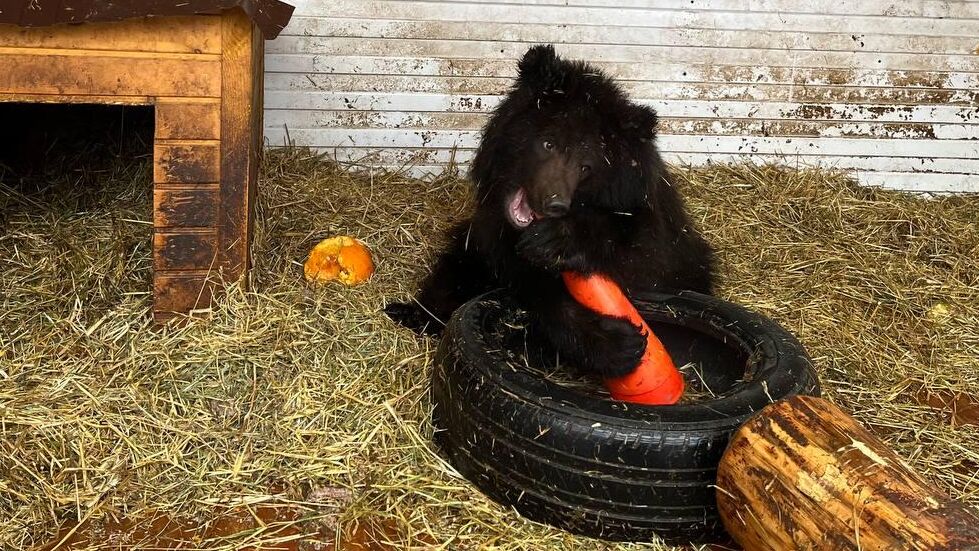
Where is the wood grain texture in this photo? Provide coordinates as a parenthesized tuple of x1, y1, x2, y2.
(219, 9, 263, 281)
(0, 16, 222, 54)
(248, 17, 265, 274)
(0, 52, 221, 97)
(154, 143, 221, 184)
(0, 0, 294, 41)
(0, 93, 155, 105)
(155, 101, 222, 141)
(154, 188, 220, 228)
(153, 231, 219, 272)
(716, 396, 979, 551)
(153, 273, 216, 322)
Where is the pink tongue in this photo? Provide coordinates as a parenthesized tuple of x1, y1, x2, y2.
(509, 188, 535, 228)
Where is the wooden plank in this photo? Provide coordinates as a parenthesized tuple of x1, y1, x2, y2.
(263, 109, 487, 131)
(154, 188, 220, 228)
(0, 16, 222, 54)
(282, 17, 979, 56)
(300, 160, 979, 194)
(264, 109, 978, 140)
(854, 172, 979, 193)
(266, 127, 481, 148)
(266, 37, 979, 73)
(0, 93, 154, 105)
(0, 46, 220, 61)
(155, 101, 222, 141)
(154, 143, 221, 184)
(262, 128, 979, 158)
(153, 273, 216, 320)
(655, 101, 979, 125)
(299, 0, 979, 19)
(659, 135, 979, 158)
(265, 55, 979, 91)
(249, 19, 266, 277)
(267, 73, 979, 105)
(153, 231, 220, 271)
(290, 145, 473, 167)
(660, 120, 979, 141)
(263, 91, 979, 125)
(292, 0, 979, 37)
(219, 10, 263, 280)
(658, 152, 979, 176)
(0, 53, 221, 98)
(276, 143, 979, 176)
(280, 147, 979, 193)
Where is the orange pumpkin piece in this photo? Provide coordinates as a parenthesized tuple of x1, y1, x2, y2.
(304, 236, 375, 286)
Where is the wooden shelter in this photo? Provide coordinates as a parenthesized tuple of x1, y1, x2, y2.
(0, 0, 294, 322)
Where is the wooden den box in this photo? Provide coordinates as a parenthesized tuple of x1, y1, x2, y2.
(0, 0, 293, 322)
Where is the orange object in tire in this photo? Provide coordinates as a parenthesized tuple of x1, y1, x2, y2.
(562, 272, 684, 405)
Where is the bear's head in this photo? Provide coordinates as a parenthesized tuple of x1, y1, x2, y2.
(470, 44, 661, 230)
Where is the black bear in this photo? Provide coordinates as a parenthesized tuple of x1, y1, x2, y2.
(386, 44, 715, 379)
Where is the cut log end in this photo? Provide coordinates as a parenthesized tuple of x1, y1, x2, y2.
(716, 395, 979, 551)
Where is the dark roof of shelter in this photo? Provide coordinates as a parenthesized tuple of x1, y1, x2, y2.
(0, 0, 295, 39)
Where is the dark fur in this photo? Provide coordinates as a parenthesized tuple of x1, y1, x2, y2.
(387, 45, 714, 379)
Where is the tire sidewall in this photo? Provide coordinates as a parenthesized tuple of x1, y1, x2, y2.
(430, 289, 820, 542)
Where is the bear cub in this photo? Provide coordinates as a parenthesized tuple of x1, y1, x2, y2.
(386, 44, 715, 380)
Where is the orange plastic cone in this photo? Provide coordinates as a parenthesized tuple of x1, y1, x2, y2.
(562, 272, 684, 405)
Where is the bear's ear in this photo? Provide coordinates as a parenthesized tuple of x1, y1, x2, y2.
(617, 103, 658, 142)
(517, 44, 561, 92)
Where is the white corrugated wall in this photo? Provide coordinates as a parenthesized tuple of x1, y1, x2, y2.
(264, 0, 979, 193)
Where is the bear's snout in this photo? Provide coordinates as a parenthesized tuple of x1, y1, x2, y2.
(528, 156, 581, 218)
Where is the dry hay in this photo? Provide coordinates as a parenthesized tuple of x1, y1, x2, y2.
(1, 145, 978, 550)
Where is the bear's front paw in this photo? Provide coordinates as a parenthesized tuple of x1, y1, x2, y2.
(591, 315, 647, 379)
(515, 219, 579, 271)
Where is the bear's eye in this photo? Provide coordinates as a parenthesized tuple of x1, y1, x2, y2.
(542, 140, 554, 151)
(580, 164, 591, 174)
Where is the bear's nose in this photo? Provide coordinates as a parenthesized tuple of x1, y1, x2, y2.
(543, 197, 570, 217)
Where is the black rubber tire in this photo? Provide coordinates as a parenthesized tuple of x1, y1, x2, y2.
(430, 289, 820, 544)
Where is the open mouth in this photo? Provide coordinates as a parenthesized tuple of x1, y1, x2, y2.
(506, 188, 536, 229)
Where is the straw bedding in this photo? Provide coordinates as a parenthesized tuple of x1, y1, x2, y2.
(1, 142, 977, 550)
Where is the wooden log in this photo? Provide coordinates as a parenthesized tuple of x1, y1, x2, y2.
(716, 395, 979, 551)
